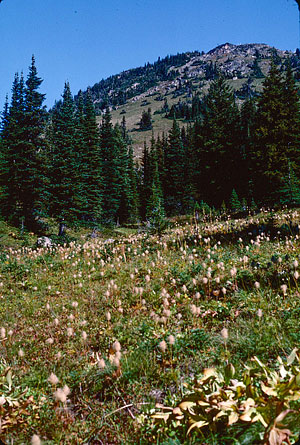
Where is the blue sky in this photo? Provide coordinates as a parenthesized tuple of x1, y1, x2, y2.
(0, 0, 299, 108)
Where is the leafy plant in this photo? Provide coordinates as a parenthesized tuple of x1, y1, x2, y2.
(152, 350, 300, 444)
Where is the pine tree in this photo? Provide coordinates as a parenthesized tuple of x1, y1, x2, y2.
(200, 75, 241, 206)
(100, 109, 122, 224)
(254, 60, 300, 204)
(279, 163, 300, 206)
(140, 141, 153, 220)
(22, 56, 48, 228)
(139, 108, 152, 130)
(0, 59, 47, 230)
(49, 82, 79, 222)
(230, 189, 242, 212)
(163, 118, 186, 214)
(82, 90, 102, 223)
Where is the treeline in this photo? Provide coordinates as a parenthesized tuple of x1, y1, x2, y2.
(140, 59, 300, 215)
(73, 51, 200, 114)
(1, 57, 300, 232)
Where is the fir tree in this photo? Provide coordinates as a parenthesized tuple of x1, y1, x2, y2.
(200, 75, 241, 206)
(230, 189, 242, 212)
(254, 60, 300, 204)
(49, 82, 79, 222)
(0, 59, 47, 230)
(139, 108, 152, 130)
(100, 109, 122, 223)
(81, 90, 102, 223)
(163, 118, 186, 214)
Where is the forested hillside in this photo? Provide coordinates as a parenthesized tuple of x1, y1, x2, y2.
(1, 45, 300, 233)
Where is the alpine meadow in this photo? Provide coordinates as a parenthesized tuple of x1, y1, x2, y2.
(3, 1, 300, 444)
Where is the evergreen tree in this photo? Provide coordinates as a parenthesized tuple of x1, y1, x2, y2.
(230, 188, 242, 212)
(81, 91, 102, 223)
(279, 163, 300, 206)
(0, 59, 47, 230)
(100, 109, 122, 223)
(139, 107, 152, 130)
(163, 118, 186, 214)
(200, 75, 241, 206)
(22, 56, 48, 227)
(254, 60, 300, 204)
(140, 141, 153, 220)
(49, 82, 79, 222)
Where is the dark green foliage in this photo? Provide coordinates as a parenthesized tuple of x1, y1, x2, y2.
(48, 82, 79, 222)
(139, 107, 152, 131)
(253, 60, 300, 204)
(251, 57, 264, 78)
(230, 189, 242, 212)
(163, 118, 187, 214)
(199, 76, 242, 206)
(0, 58, 48, 231)
(75, 52, 199, 113)
(279, 163, 300, 206)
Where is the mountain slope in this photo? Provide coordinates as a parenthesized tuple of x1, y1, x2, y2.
(77, 43, 298, 157)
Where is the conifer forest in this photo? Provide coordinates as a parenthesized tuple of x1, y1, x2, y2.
(2, 56, 300, 232)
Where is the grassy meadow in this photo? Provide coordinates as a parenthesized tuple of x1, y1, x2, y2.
(1, 209, 300, 443)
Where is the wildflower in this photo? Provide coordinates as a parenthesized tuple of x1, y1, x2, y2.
(62, 385, 70, 396)
(221, 328, 228, 340)
(67, 327, 73, 337)
(46, 338, 54, 345)
(82, 331, 87, 341)
(31, 435, 41, 445)
(53, 388, 67, 403)
(112, 356, 120, 367)
(106, 312, 111, 321)
(281, 284, 288, 296)
(18, 348, 24, 358)
(112, 341, 121, 352)
(190, 304, 197, 315)
(145, 275, 151, 283)
(0, 327, 5, 339)
(98, 358, 106, 369)
(294, 271, 299, 280)
(159, 340, 167, 353)
(257, 309, 263, 318)
(230, 267, 237, 277)
(294, 260, 299, 268)
(0, 396, 6, 405)
(254, 281, 260, 289)
(203, 277, 208, 284)
(168, 335, 175, 345)
(48, 373, 59, 385)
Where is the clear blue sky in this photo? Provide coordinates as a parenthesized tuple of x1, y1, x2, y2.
(0, 0, 299, 108)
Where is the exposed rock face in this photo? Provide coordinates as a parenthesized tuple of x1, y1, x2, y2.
(177, 43, 291, 80)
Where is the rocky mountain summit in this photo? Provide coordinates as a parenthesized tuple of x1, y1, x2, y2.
(75, 42, 298, 155)
(79, 43, 294, 114)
